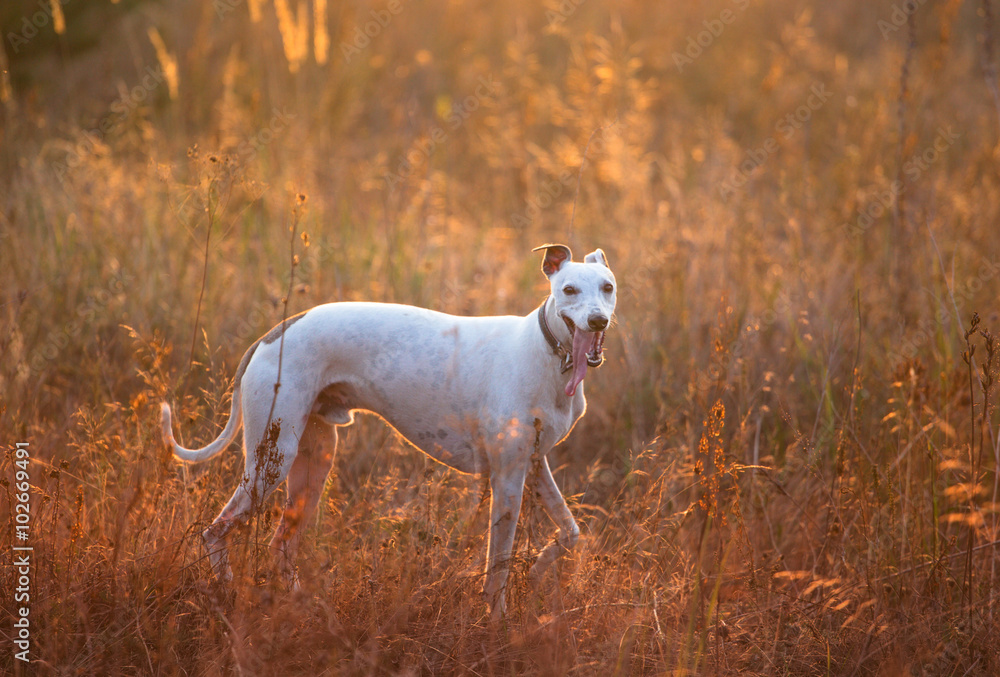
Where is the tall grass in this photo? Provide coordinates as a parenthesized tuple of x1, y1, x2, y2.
(2, 0, 1000, 673)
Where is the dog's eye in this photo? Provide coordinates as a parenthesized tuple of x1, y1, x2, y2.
(563, 286, 578, 296)
(603, 283, 614, 293)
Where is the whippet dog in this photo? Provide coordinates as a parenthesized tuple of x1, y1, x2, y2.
(161, 244, 616, 619)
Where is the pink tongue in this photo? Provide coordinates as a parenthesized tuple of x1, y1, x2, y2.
(565, 330, 596, 396)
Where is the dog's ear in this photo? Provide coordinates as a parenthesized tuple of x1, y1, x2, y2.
(584, 248, 610, 269)
(532, 244, 573, 277)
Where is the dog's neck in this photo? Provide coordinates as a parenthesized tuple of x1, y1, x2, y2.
(537, 296, 573, 373)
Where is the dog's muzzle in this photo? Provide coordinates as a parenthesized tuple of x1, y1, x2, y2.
(537, 300, 608, 396)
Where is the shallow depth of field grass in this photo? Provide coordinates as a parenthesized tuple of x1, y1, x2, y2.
(3, 0, 1000, 674)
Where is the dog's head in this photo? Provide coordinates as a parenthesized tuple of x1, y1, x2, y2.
(533, 244, 616, 396)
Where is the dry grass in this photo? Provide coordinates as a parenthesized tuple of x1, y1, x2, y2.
(2, 0, 1000, 674)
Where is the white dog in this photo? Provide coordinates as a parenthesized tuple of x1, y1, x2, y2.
(161, 244, 616, 619)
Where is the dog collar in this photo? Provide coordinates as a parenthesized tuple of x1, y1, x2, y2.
(539, 297, 608, 375)
(537, 297, 574, 374)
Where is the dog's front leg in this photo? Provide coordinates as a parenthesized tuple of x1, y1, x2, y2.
(528, 454, 580, 586)
(482, 460, 529, 621)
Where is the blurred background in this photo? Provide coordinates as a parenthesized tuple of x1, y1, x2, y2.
(2, 0, 1000, 673)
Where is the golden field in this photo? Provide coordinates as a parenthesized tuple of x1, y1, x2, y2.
(2, 0, 1000, 673)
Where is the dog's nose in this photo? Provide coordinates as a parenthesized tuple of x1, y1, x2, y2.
(588, 315, 609, 331)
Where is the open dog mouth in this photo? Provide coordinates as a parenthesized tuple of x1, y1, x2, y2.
(561, 316, 606, 397)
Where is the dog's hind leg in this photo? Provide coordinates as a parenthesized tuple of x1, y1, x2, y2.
(202, 486, 251, 583)
(203, 409, 303, 583)
(269, 415, 338, 587)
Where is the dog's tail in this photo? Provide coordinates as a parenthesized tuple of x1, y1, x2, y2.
(161, 337, 263, 463)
